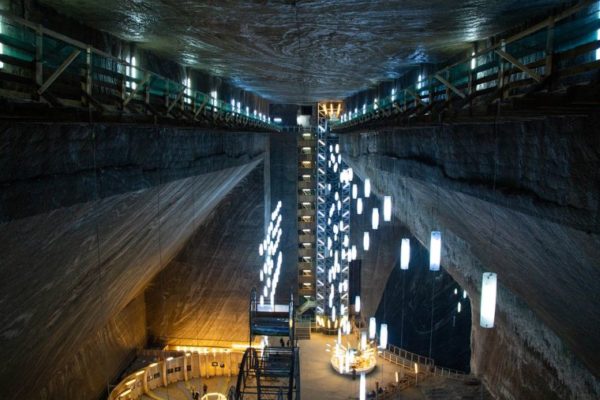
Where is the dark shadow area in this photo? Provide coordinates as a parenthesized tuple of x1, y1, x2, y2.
(374, 236, 472, 372)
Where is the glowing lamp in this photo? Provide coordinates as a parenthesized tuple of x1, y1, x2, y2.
(400, 238, 410, 270)
(369, 317, 376, 339)
(351, 245, 357, 260)
(363, 232, 370, 251)
(480, 272, 497, 328)
(364, 179, 371, 198)
(379, 324, 388, 349)
(357, 198, 363, 215)
(429, 231, 441, 271)
(371, 208, 379, 230)
(359, 373, 366, 400)
(383, 196, 392, 221)
(352, 184, 358, 199)
(355, 296, 361, 313)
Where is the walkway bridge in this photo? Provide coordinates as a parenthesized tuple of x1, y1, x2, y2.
(233, 289, 300, 400)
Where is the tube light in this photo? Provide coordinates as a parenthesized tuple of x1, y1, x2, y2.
(400, 238, 410, 270)
(359, 373, 366, 400)
(379, 324, 388, 349)
(383, 196, 392, 221)
(429, 231, 441, 271)
(357, 198, 363, 215)
(480, 272, 497, 328)
(457, 302, 462, 313)
(361, 331, 367, 350)
(355, 296, 361, 313)
(364, 179, 371, 198)
(352, 184, 358, 199)
(363, 232, 370, 251)
(351, 245, 357, 260)
(369, 317, 376, 339)
(371, 208, 379, 230)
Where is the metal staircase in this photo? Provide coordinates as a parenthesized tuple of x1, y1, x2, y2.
(233, 290, 300, 400)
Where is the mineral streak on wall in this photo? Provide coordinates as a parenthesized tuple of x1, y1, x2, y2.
(339, 114, 600, 400)
(0, 122, 267, 399)
(145, 166, 265, 346)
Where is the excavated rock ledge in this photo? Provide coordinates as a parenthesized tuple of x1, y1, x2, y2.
(0, 122, 267, 221)
(340, 114, 600, 233)
(339, 115, 600, 399)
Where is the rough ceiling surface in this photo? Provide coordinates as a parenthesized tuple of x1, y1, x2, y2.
(41, 0, 565, 102)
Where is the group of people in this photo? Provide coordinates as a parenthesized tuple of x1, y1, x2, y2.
(190, 384, 208, 400)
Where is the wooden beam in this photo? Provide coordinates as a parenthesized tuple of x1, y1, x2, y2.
(123, 73, 151, 107)
(167, 88, 185, 115)
(194, 97, 209, 118)
(37, 49, 81, 95)
(495, 49, 542, 83)
(433, 74, 466, 99)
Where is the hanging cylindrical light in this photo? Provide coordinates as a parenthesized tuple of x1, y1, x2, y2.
(379, 324, 388, 349)
(352, 184, 358, 199)
(360, 331, 367, 350)
(457, 302, 462, 313)
(369, 317, 376, 339)
(429, 231, 441, 271)
(351, 245, 357, 260)
(371, 208, 379, 230)
(359, 373, 366, 400)
(364, 179, 371, 198)
(383, 196, 392, 221)
(355, 295, 361, 313)
(400, 238, 410, 270)
(357, 198, 363, 215)
(363, 232, 370, 251)
(480, 272, 497, 328)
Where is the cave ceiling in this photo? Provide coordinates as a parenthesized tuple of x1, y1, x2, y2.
(41, 0, 566, 103)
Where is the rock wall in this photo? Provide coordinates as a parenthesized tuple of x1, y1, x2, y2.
(339, 114, 600, 399)
(145, 166, 264, 345)
(0, 122, 267, 399)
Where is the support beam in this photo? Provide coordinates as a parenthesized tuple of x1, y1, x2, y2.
(37, 49, 81, 95)
(166, 88, 186, 115)
(495, 49, 542, 83)
(194, 97, 209, 119)
(434, 74, 466, 99)
(123, 72, 151, 107)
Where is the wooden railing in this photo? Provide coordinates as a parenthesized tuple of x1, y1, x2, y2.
(0, 11, 278, 131)
(333, 0, 600, 131)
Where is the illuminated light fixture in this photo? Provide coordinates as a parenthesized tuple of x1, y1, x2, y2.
(429, 231, 441, 271)
(454, 288, 458, 295)
(391, 87, 396, 101)
(400, 238, 410, 270)
(166, 357, 174, 361)
(371, 208, 379, 230)
(359, 373, 366, 400)
(210, 90, 218, 107)
(237, 101, 241, 113)
(369, 317, 376, 339)
(361, 331, 367, 350)
(260, 295, 264, 306)
(471, 51, 476, 70)
(351, 245, 357, 260)
(259, 243, 264, 256)
(246, 106, 250, 115)
(457, 302, 462, 313)
(355, 295, 361, 313)
(383, 196, 392, 221)
(357, 198, 363, 215)
(352, 184, 358, 199)
(364, 179, 371, 198)
(335, 144, 340, 154)
(480, 272, 497, 328)
(379, 324, 388, 348)
(231, 99, 235, 108)
(331, 305, 336, 320)
(363, 232, 370, 251)
(463, 290, 467, 299)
